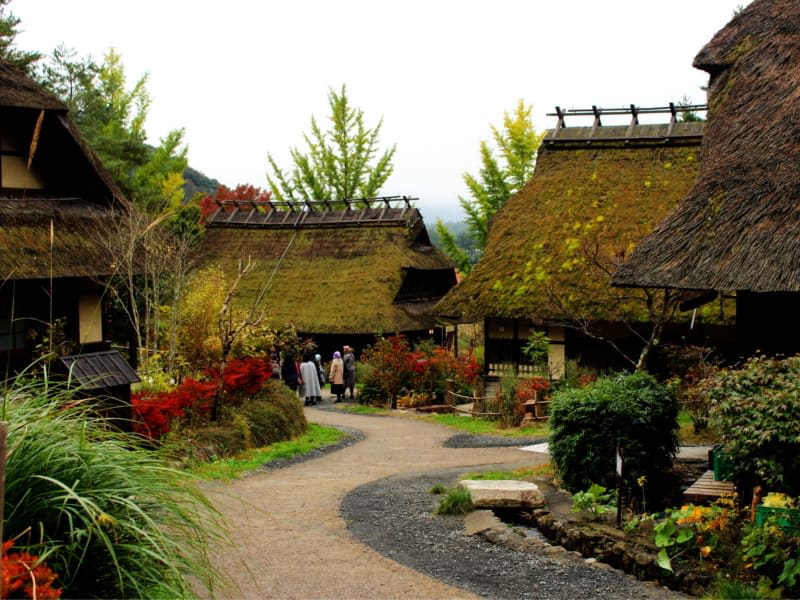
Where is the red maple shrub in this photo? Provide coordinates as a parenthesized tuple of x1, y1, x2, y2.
(1, 541, 62, 599)
(132, 357, 274, 439)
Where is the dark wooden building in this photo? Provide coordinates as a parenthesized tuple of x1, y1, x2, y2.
(0, 60, 138, 402)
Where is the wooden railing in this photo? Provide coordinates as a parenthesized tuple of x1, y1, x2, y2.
(443, 379, 551, 422)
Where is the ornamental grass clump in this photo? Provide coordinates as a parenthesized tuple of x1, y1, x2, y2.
(433, 487, 473, 515)
(1, 376, 228, 599)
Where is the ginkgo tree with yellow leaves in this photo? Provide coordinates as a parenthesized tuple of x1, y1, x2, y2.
(436, 100, 545, 272)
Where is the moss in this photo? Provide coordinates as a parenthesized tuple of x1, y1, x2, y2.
(438, 141, 702, 322)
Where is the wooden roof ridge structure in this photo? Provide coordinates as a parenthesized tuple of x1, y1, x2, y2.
(612, 0, 800, 293)
(546, 104, 706, 146)
(435, 108, 704, 324)
(206, 195, 422, 230)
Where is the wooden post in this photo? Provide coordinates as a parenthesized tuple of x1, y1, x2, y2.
(0, 421, 7, 555)
(445, 379, 454, 407)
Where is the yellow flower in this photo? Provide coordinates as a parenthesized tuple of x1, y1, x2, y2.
(700, 546, 713, 558)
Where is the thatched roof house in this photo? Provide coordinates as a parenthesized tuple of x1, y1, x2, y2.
(0, 61, 128, 280)
(436, 106, 709, 374)
(199, 196, 456, 354)
(611, 0, 800, 355)
(0, 59, 137, 392)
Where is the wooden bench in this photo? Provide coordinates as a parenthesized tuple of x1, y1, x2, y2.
(683, 470, 735, 502)
(520, 398, 550, 425)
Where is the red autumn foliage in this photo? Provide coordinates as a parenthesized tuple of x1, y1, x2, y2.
(199, 184, 272, 223)
(132, 357, 274, 439)
(362, 336, 482, 402)
(1, 541, 62, 599)
(515, 376, 550, 403)
(208, 357, 273, 395)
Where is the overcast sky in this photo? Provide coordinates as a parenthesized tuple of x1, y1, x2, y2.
(14, 1, 748, 222)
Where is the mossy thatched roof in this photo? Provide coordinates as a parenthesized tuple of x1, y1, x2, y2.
(0, 60, 129, 280)
(436, 122, 703, 323)
(199, 204, 456, 334)
(613, 0, 800, 292)
(0, 199, 122, 278)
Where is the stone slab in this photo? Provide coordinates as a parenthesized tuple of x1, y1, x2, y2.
(464, 510, 505, 535)
(459, 479, 545, 509)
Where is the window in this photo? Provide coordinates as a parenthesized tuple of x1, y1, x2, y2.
(0, 111, 46, 189)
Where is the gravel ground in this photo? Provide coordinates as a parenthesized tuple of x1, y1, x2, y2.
(341, 466, 682, 600)
(260, 420, 681, 600)
(203, 407, 685, 599)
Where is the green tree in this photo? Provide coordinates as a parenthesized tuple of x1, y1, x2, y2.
(39, 47, 188, 216)
(436, 100, 544, 272)
(267, 84, 395, 201)
(0, 0, 39, 70)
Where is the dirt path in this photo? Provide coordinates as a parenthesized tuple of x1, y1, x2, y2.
(199, 407, 542, 599)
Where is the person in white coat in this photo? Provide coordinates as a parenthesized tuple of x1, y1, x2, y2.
(299, 352, 322, 406)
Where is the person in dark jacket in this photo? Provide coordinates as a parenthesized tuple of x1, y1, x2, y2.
(280, 351, 301, 393)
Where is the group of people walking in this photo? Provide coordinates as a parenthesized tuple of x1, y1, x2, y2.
(281, 345, 356, 406)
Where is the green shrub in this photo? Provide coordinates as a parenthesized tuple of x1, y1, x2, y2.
(238, 379, 307, 447)
(2, 377, 226, 598)
(704, 354, 800, 495)
(549, 372, 679, 493)
(434, 487, 473, 515)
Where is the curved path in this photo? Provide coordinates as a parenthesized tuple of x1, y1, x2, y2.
(199, 407, 537, 599)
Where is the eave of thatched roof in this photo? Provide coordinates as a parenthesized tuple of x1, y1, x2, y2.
(435, 127, 702, 323)
(199, 207, 456, 334)
(0, 60, 131, 281)
(0, 62, 66, 110)
(613, 0, 800, 293)
(0, 198, 123, 278)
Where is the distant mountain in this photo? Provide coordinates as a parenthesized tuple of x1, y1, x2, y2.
(183, 166, 220, 200)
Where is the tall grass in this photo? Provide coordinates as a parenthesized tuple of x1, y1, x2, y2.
(1, 376, 228, 598)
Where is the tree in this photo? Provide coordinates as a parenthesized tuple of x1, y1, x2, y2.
(437, 100, 544, 272)
(267, 84, 395, 201)
(198, 183, 272, 223)
(0, 0, 39, 70)
(38, 47, 188, 216)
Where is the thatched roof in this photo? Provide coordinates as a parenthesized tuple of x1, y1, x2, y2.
(0, 60, 129, 280)
(199, 198, 456, 334)
(0, 198, 123, 278)
(435, 114, 703, 323)
(613, 0, 800, 292)
(0, 61, 66, 110)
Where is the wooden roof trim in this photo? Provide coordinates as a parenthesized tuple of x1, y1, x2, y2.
(208, 196, 422, 230)
(548, 103, 706, 144)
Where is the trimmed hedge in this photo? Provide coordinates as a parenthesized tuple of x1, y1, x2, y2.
(549, 372, 679, 493)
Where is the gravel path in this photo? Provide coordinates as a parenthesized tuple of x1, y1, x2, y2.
(199, 405, 684, 599)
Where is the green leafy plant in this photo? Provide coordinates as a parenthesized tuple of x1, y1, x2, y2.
(740, 515, 800, 596)
(571, 483, 616, 520)
(548, 372, 679, 493)
(433, 487, 473, 515)
(650, 498, 735, 572)
(704, 354, 800, 495)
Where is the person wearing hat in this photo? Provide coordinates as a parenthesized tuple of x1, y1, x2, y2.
(343, 345, 356, 400)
